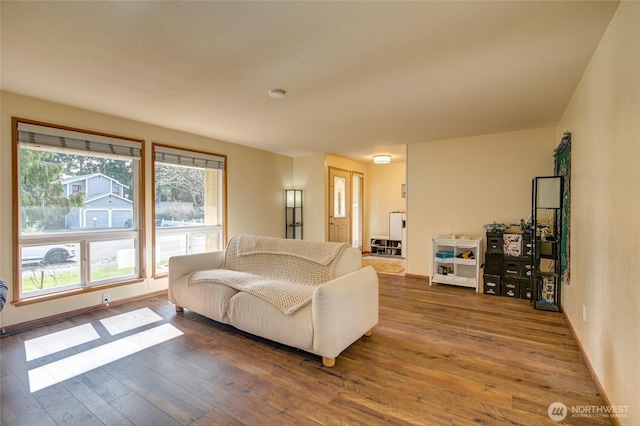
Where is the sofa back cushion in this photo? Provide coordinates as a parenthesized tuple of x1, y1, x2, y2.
(223, 235, 356, 284)
(334, 247, 363, 277)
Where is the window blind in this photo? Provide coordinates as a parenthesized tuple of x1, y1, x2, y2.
(17, 122, 142, 159)
(154, 145, 225, 170)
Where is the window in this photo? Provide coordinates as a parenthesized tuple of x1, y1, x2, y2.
(153, 144, 225, 275)
(13, 119, 143, 301)
(333, 176, 347, 218)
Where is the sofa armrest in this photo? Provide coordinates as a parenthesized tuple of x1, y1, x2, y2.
(312, 265, 379, 359)
(168, 251, 225, 288)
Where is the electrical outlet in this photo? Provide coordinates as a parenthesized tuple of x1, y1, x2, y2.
(582, 304, 587, 321)
(102, 293, 110, 305)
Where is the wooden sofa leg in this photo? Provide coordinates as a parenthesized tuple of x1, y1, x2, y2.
(364, 329, 373, 337)
(322, 357, 336, 367)
(175, 305, 184, 312)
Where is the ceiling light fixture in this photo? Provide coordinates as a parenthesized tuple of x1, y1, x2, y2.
(373, 155, 391, 164)
(268, 88, 286, 99)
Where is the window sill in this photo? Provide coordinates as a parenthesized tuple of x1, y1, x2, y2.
(13, 278, 145, 307)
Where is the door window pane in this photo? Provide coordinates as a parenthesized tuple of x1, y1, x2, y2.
(334, 176, 346, 218)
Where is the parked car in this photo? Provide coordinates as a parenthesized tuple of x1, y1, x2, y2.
(21, 244, 77, 265)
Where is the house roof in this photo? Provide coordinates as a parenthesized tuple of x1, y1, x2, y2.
(0, 1, 620, 162)
(84, 193, 132, 206)
(61, 173, 130, 190)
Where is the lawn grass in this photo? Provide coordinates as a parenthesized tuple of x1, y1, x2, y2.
(22, 265, 135, 293)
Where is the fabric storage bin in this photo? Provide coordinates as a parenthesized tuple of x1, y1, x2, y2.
(486, 233, 503, 254)
(520, 281, 532, 300)
(501, 280, 520, 298)
(484, 253, 503, 274)
(521, 232, 533, 257)
(503, 258, 521, 278)
(483, 274, 501, 296)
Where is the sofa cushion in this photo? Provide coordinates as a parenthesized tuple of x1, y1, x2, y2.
(334, 246, 363, 277)
(171, 275, 238, 324)
(189, 269, 317, 314)
(227, 292, 314, 351)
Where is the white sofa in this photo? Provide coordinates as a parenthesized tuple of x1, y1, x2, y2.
(168, 234, 379, 367)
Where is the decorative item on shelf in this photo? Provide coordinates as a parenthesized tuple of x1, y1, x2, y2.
(436, 250, 454, 259)
(456, 250, 475, 259)
(503, 234, 522, 256)
(285, 189, 303, 239)
(483, 222, 508, 233)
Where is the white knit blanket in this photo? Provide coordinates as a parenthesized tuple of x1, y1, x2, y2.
(188, 269, 317, 315)
(235, 234, 346, 265)
(188, 235, 350, 314)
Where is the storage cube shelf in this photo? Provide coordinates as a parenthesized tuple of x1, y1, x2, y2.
(431, 237, 483, 292)
(483, 231, 533, 300)
(370, 237, 403, 258)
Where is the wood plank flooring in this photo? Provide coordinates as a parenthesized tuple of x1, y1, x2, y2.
(0, 275, 610, 425)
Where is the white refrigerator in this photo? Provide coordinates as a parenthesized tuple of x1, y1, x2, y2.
(389, 212, 406, 258)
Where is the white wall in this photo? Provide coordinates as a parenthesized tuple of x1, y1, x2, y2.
(406, 127, 557, 277)
(0, 91, 292, 328)
(292, 154, 325, 241)
(366, 161, 406, 243)
(556, 2, 639, 421)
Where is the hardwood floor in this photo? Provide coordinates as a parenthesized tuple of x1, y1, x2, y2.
(1, 275, 610, 425)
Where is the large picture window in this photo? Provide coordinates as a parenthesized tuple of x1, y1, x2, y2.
(153, 144, 225, 275)
(13, 119, 143, 301)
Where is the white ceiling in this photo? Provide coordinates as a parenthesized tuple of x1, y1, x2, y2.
(1, 1, 619, 163)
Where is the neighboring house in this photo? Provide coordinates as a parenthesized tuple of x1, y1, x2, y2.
(60, 173, 132, 229)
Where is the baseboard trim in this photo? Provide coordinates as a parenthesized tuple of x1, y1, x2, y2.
(563, 311, 620, 426)
(1, 289, 168, 338)
(404, 273, 429, 281)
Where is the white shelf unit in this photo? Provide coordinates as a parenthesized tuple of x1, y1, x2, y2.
(431, 237, 483, 292)
(370, 236, 403, 258)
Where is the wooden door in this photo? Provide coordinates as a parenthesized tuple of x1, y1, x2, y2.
(328, 167, 351, 243)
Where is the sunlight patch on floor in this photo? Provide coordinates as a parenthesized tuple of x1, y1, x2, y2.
(24, 323, 100, 362)
(25, 316, 183, 393)
(100, 307, 163, 335)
